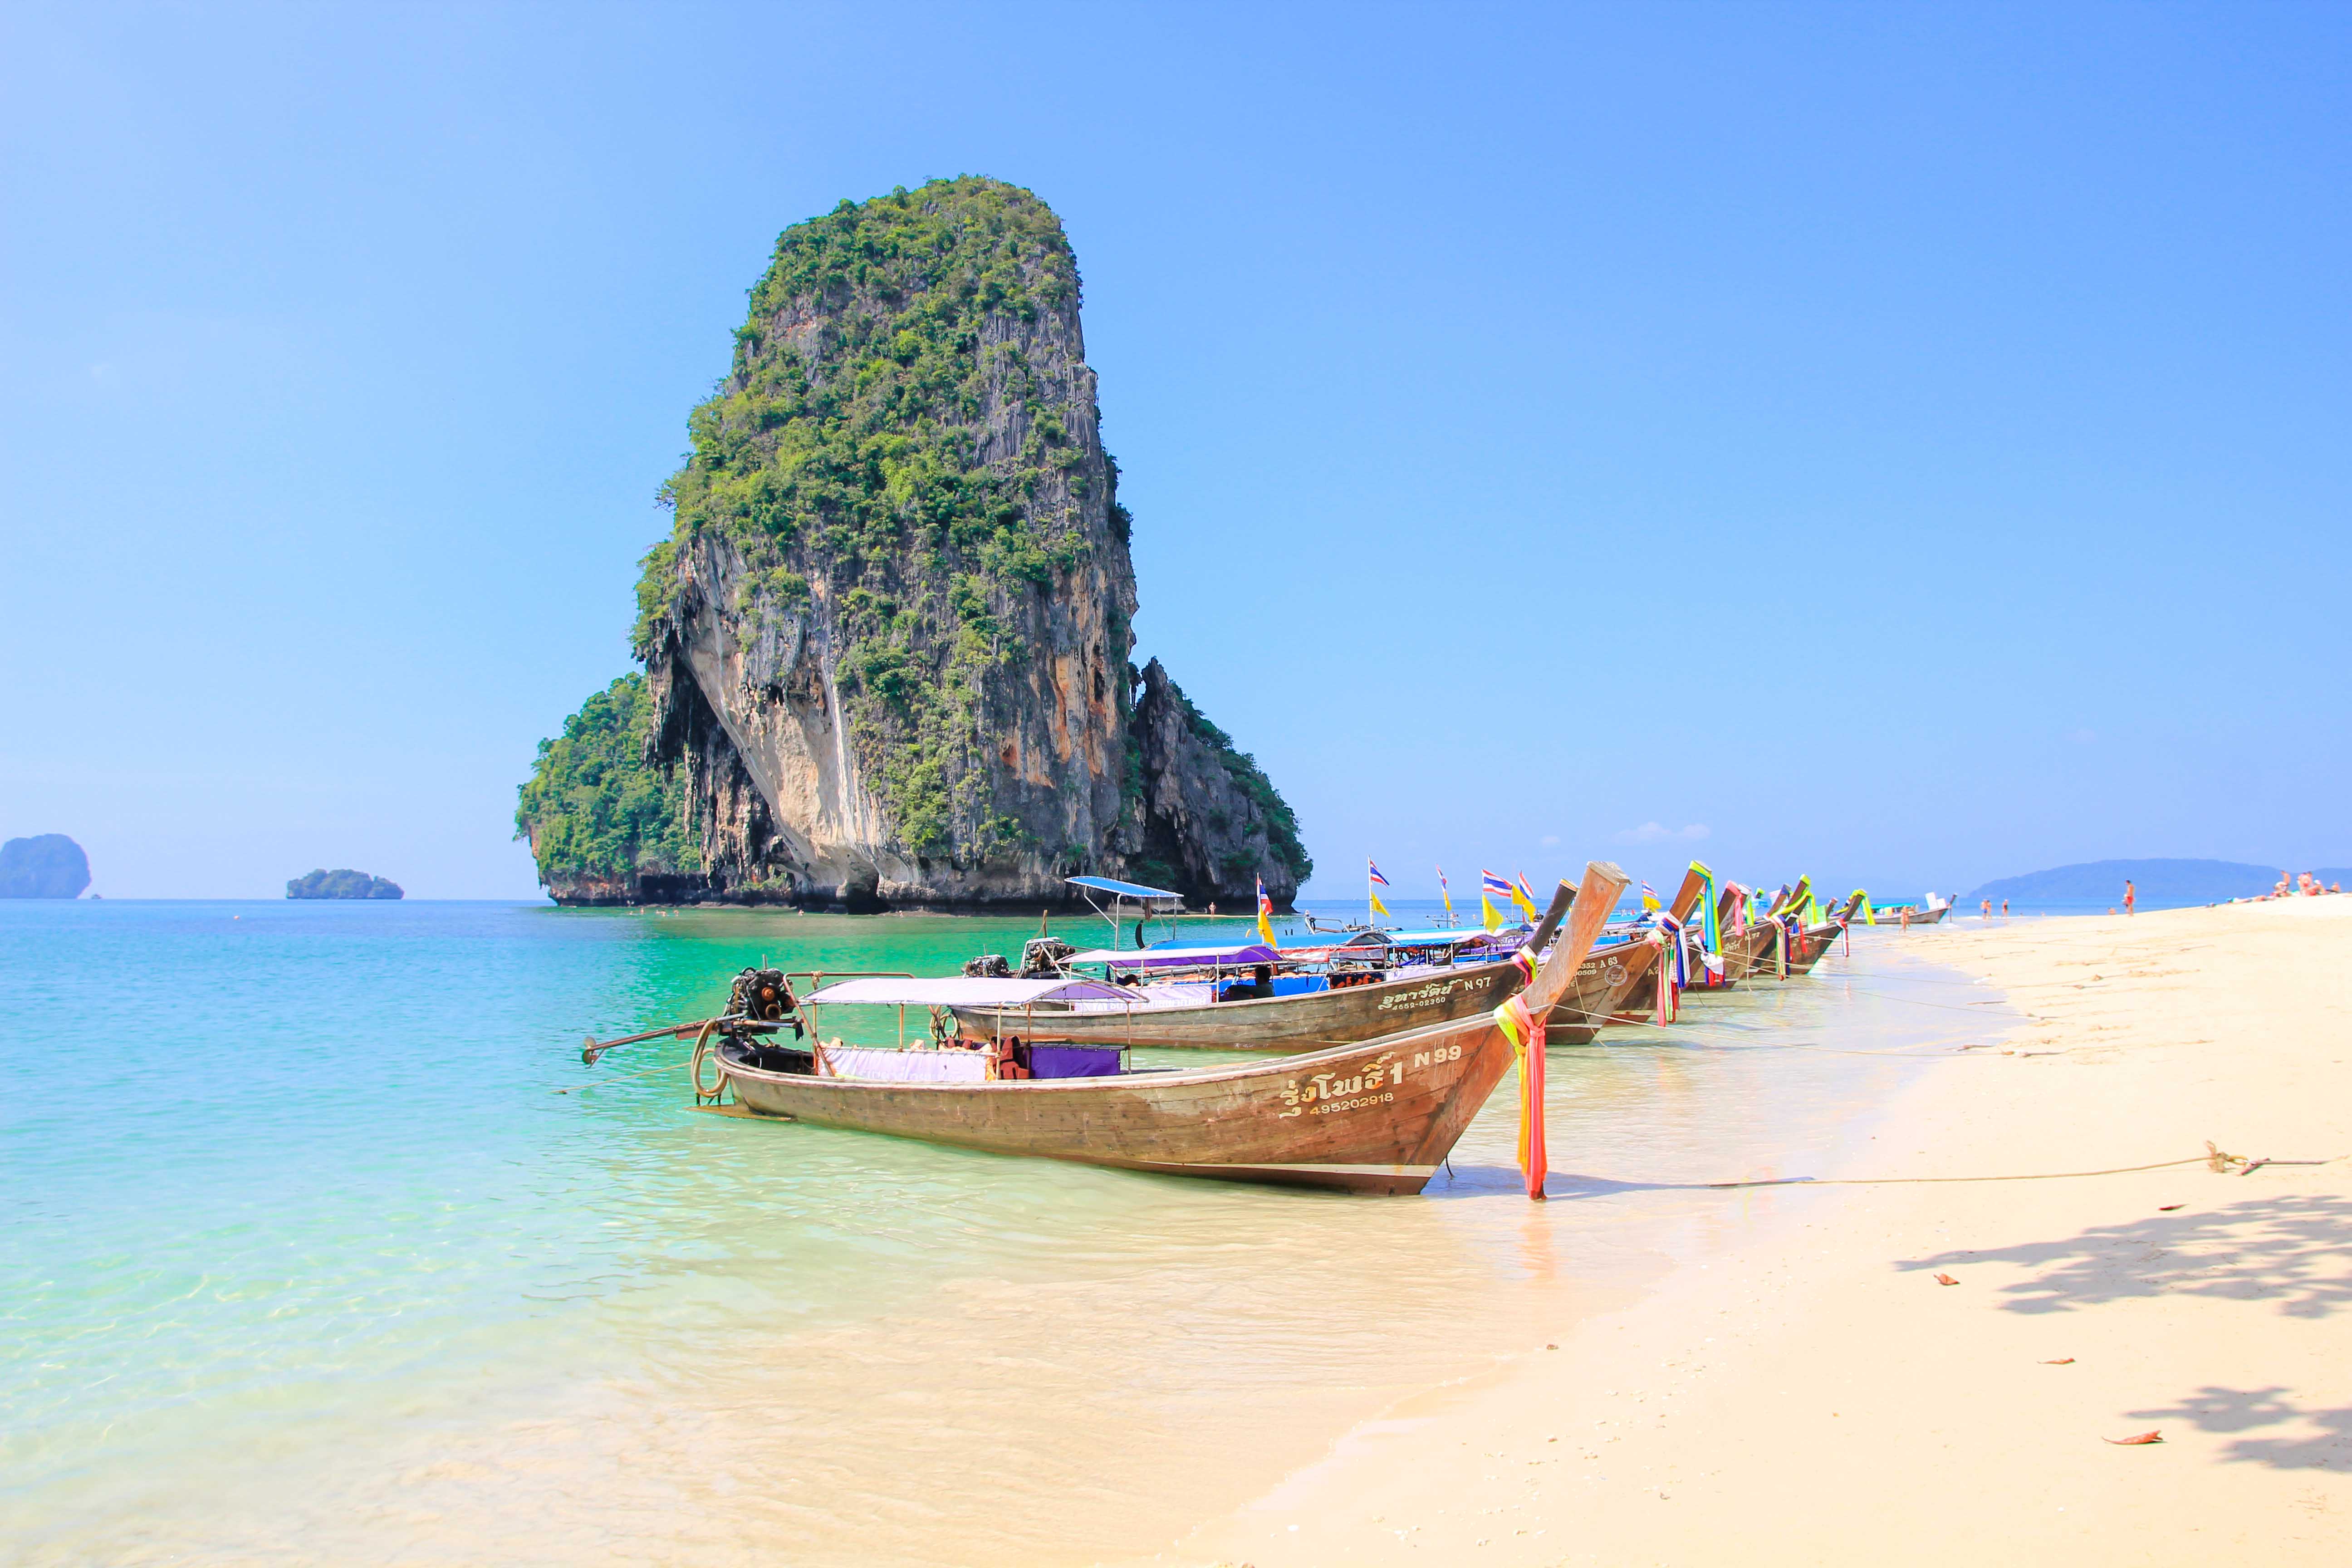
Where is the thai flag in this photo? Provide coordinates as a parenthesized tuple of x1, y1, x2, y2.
(1480, 870, 1513, 898)
(1367, 860, 1390, 887)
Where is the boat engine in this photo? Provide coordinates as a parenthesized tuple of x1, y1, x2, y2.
(1018, 937, 1074, 977)
(728, 967, 803, 1036)
(962, 953, 1012, 978)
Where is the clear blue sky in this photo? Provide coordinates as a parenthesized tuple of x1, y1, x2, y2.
(3, 2, 2345, 900)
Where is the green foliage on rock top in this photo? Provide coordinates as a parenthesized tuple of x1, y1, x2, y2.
(636, 176, 1111, 859)
(286, 868, 404, 900)
(1174, 688, 1314, 884)
(514, 674, 700, 882)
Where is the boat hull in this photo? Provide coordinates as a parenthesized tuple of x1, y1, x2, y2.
(1555, 940, 1657, 1034)
(716, 1015, 1514, 1195)
(1727, 921, 1779, 979)
(1785, 922, 1843, 974)
(951, 958, 1514, 1052)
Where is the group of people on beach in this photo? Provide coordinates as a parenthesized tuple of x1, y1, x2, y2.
(1976, 871, 2342, 921)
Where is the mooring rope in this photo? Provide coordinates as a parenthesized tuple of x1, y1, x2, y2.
(1705, 1149, 2341, 1189)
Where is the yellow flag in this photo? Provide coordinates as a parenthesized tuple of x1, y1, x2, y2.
(1481, 894, 1502, 932)
(1370, 890, 1389, 918)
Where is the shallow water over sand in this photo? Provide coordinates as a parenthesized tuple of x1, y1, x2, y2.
(1, 903, 1999, 1564)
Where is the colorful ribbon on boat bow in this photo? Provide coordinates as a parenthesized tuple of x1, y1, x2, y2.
(1691, 861, 1722, 983)
(1643, 928, 1677, 1024)
(1493, 994, 1548, 1200)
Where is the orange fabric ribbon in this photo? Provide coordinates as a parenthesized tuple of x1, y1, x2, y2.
(1494, 995, 1548, 1199)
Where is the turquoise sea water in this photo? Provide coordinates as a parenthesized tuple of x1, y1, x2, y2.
(2, 900, 2005, 1564)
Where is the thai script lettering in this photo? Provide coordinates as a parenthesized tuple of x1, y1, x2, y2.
(1275, 1054, 1404, 1117)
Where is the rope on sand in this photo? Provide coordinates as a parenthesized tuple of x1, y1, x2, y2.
(1706, 1146, 2341, 1190)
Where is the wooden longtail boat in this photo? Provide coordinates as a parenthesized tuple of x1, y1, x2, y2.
(1710, 873, 1801, 984)
(1784, 892, 1866, 974)
(1720, 918, 1776, 980)
(1597, 866, 1716, 1022)
(946, 887, 1574, 1053)
(706, 862, 1631, 1194)
(1554, 936, 1658, 1037)
(1737, 878, 1808, 979)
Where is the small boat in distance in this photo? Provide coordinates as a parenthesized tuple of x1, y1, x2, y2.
(1872, 896, 1954, 927)
(691, 862, 1632, 1194)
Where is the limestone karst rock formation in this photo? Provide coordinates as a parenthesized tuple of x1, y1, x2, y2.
(520, 178, 1308, 909)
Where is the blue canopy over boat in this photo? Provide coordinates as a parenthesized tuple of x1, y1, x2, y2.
(1065, 875, 1183, 901)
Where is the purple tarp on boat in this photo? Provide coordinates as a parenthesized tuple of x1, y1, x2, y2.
(1026, 1045, 1123, 1080)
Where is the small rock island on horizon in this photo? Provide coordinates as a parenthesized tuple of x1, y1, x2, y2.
(286, 869, 404, 900)
(0, 833, 93, 898)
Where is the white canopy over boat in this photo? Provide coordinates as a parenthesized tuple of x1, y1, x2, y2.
(799, 976, 1136, 1008)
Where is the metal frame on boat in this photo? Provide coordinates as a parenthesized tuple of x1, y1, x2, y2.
(937, 886, 1575, 1053)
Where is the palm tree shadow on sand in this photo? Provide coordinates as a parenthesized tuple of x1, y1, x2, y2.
(1901, 1194, 2352, 1318)
(2120, 1385, 2352, 1470)
(1902, 1194, 2352, 1471)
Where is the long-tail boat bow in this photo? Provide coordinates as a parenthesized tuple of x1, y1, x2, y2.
(1497, 860, 1630, 1198)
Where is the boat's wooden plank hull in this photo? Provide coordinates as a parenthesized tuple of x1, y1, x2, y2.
(720, 1013, 1514, 1195)
(951, 957, 1513, 1052)
(1786, 922, 1843, 973)
(1554, 940, 1658, 1034)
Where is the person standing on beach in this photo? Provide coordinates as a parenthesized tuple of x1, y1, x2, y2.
(1981, 898, 1992, 921)
(2002, 898, 2010, 918)
(2124, 879, 2136, 916)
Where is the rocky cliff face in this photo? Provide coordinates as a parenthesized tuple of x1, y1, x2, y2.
(593, 177, 1305, 910)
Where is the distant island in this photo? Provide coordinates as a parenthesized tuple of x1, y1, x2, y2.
(0, 834, 91, 898)
(286, 868, 404, 900)
(1967, 858, 2283, 905)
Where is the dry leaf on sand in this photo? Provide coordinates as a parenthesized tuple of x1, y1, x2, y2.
(2105, 1430, 2164, 1446)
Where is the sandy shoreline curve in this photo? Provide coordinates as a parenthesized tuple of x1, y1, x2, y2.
(1170, 899, 2352, 1565)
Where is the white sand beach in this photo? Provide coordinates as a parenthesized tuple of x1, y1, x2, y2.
(1178, 898, 2352, 1565)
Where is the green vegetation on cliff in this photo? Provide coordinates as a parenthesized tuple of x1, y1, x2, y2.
(637, 177, 1109, 857)
(514, 674, 700, 882)
(1171, 682, 1313, 884)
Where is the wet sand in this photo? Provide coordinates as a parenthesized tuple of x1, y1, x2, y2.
(1178, 898, 2352, 1564)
